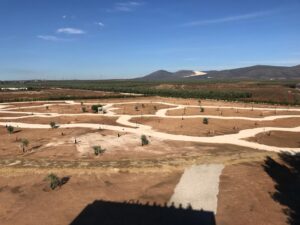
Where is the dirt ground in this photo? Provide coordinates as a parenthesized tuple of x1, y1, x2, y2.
(0, 158, 290, 225)
(111, 103, 172, 115)
(0, 124, 274, 163)
(167, 107, 300, 117)
(0, 127, 91, 158)
(4, 101, 66, 109)
(1, 115, 119, 126)
(9, 104, 94, 114)
(247, 131, 300, 148)
(131, 117, 300, 137)
(216, 162, 287, 225)
(0, 113, 29, 117)
(0, 170, 182, 225)
(0, 96, 299, 225)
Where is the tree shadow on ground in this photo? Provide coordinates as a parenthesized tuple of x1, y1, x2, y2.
(263, 153, 300, 225)
(69, 200, 216, 225)
(60, 176, 70, 186)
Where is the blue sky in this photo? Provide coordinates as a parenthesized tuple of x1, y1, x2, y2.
(0, 0, 300, 80)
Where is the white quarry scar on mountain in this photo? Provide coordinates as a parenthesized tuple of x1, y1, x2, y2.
(184, 71, 207, 78)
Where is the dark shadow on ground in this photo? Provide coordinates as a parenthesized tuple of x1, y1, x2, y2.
(60, 176, 70, 186)
(70, 200, 216, 225)
(263, 153, 300, 225)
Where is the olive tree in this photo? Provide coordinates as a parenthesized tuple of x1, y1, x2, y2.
(20, 138, 29, 152)
(203, 118, 209, 125)
(50, 121, 57, 129)
(93, 146, 106, 156)
(91, 104, 103, 113)
(7, 125, 14, 134)
(141, 135, 149, 146)
(45, 173, 61, 190)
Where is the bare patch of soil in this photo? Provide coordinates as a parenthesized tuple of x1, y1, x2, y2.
(131, 117, 300, 137)
(216, 162, 287, 225)
(11, 104, 93, 114)
(8, 115, 119, 126)
(247, 131, 300, 148)
(5, 101, 65, 109)
(0, 170, 182, 225)
(167, 107, 300, 117)
(0, 127, 92, 158)
(0, 113, 29, 117)
(112, 103, 172, 115)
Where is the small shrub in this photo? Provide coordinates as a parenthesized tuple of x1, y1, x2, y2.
(45, 173, 61, 190)
(50, 121, 57, 129)
(82, 107, 87, 113)
(141, 135, 149, 146)
(46, 106, 49, 110)
(135, 106, 139, 111)
(200, 107, 204, 112)
(93, 146, 106, 156)
(7, 125, 14, 134)
(20, 138, 29, 152)
(203, 118, 209, 124)
(91, 104, 102, 113)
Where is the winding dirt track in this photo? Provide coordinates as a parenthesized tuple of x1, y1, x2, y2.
(1, 100, 300, 153)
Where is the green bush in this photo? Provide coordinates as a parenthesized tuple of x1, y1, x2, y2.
(91, 104, 102, 113)
(93, 146, 106, 156)
(200, 107, 204, 112)
(20, 138, 29, 152)
(7, 125, 14, 134)
(203, 118, 209, 124)
(50, 121, 57, 129)
(141, 135, 149, 146)
(45, 173, 61, 190)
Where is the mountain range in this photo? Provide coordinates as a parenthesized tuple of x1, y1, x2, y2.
(136, 64, 300, 81)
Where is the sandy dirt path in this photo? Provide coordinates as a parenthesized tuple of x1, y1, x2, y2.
(169, 164, 224, 214)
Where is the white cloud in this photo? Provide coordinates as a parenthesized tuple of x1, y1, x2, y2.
(37, 35, 62, 41)
(182, 10, 276, 27)
(108, 1, 143, 12)
(95, 22, 105, 27)
(37, 35, 73, 42)
(56, 27, 85, 34)
(62, 15, 76, 20)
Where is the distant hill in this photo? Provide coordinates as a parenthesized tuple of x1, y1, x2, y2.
(204, 65, 300, 80)
(136, 70, 207, 81)
(136, 65, 300, 81)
